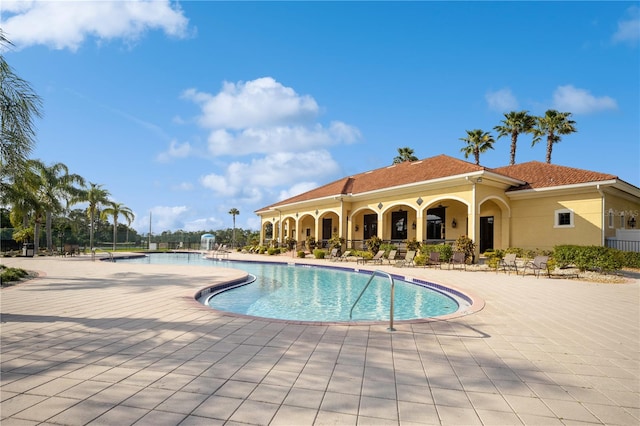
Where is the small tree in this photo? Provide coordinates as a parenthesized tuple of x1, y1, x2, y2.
(454, 235, 476, 264)
(328, 233, 345, 251)
(365, 235, 383, 253)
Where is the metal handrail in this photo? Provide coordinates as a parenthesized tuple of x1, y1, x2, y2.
(349, 270, 396, 331)
(92, 248, 113, 262)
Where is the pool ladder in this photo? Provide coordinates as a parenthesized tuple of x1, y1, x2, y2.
(349, 270, 396, 331)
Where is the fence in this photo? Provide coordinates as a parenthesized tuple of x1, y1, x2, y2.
(605, 238, 640, 253)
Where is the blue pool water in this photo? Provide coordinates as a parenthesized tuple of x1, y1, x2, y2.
(117, 253, 466, 322)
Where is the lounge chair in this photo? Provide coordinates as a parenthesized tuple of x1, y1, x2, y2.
(425, 251, 442, 269)
(449, 252, 466, 270)
(395, 250, 416, 267)
(522, 255, 550, 278)
(363, 250, 385, 265)
(327, 248, 339, 261)
(498, 253, 518, 275)
(385, 250, 397, 264)
(337, 250, 352, 262)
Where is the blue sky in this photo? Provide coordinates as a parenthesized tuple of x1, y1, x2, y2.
(2, 1, 639, 234)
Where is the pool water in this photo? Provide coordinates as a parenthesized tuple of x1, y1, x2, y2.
(117, 253, 463, 322)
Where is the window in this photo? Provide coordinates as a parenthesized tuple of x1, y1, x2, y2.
(608, 210, 614, 228)
(391, 210, 407, 240)
(620, 213, 625, 229)
(554, 209, 574, 228)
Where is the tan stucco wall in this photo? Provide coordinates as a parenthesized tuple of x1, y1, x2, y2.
(509, 191, 603, 251)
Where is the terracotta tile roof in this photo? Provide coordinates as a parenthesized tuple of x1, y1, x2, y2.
(258, 155, 485, 211)
(257, 155, 623, 212)
(493, 161, 618, 190)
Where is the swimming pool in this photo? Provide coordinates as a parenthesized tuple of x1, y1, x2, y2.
(117, 253, 471, 323)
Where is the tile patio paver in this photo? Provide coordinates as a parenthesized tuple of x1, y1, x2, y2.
(1, 253, 638, 425)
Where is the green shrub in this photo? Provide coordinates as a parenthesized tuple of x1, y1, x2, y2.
(313, 249, 325, 259)
(365, 236, 383, 254)
(620, 250, 640, 268)
(1, 266, 29, 285)
(327, 233, 345, 250)
(354, 250, 372, 260)
(553, 245, 623, 272)
(297, 250, 306, 258)
(379, 243, 397, 256)
(454, 235, 476, 263)
(405, 238, 421, 252)
(306, 236, 316, 251)
(414, 253, 426, 266)
(267, 247, 279, 255)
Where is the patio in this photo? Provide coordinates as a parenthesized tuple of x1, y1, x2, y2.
(1, 253, 638, 425)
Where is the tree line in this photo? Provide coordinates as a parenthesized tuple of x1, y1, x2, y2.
(393, 109, 577, 166)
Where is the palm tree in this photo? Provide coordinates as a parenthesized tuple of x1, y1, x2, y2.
(101, 202, 134, 251)
(229, 208, 240, 248)
(0, 31, 43, 195)
(533, 110, 577, 163)
(29, 161, 85, 252)
(71, 182, 110, 251)
(459, 129, 495, 165)
(392, 147, 419, 164)
(494, 110, 536, 165)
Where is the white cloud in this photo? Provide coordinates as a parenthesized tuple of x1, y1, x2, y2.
(200, 150, 339, 199)
(1, 0, 189, 51)
(206, 123, 358, 156)
(485, 88, 519, 112)
(183, 217, 223, 233)
(278, 182, 318, 201)
(183, 77, 319, 130)
(156, 140, 192, 162)
(183, 77, 362, 157)
(552, 85, 617, 114)
(612, 6, 640, 46)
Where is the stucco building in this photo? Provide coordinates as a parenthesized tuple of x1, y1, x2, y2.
(255, 155, 640, 258)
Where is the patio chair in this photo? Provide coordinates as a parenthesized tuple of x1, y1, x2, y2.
(395, 250, 416, 267)
(364, 250, 385, 265)
(425, 251, 442, 269)
(498, 253, 518, 275)
(522, 255, 550, 278)
(449, 252, 466, 270)
(385, 249, 397, 264)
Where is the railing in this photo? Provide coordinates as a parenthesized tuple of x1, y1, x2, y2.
(91, 248, 114, 262)
(605, 238, 640, 252)
(349, 270, 396, 331)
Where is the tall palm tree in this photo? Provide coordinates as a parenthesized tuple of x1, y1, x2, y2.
(29, 161, 85, 252)
(533, 110, 577, 163)
(459, 129, 495, 165)
(392, 147, 419, 164)
(71, 182, 110, 251)
(0, 31, 43, 195)
(229, 208, 240, 248)
(101, 202, 134, 251)
(494, 110, 536, 165)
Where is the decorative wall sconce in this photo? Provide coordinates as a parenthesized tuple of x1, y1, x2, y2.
(411, 221, 416, 230)
(355, 225, 359, 232)
(629, 216, 637, 228)
(451, 218, 457, 228)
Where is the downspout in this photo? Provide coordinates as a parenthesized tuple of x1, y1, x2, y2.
(597, 184, 605, 246)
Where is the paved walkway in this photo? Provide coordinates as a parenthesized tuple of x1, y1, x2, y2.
(1, 252, 638, 425)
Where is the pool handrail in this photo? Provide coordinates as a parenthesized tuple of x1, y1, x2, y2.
(92, 248, 114, 262)
(349, 270, 396, 331)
